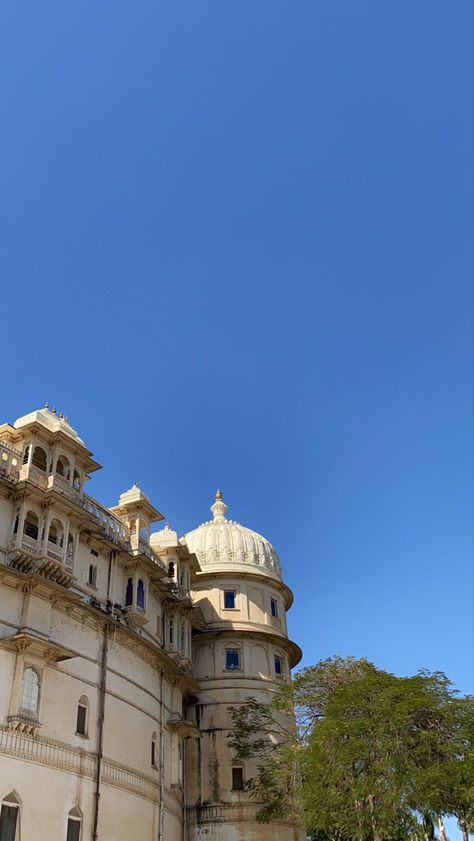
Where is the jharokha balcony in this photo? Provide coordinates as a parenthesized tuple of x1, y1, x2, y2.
(7, 534, 74, 588)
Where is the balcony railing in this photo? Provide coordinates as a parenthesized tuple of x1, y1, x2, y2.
(80, 494, 130, 547)
(130, 534, 167, 574)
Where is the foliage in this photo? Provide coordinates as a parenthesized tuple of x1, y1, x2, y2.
(227, 657, 474, 841)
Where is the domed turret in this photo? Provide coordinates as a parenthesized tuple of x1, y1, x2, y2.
(185, 490, 282, 580)
(184, 490, 303, 841)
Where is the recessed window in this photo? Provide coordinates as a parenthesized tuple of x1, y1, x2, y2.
(225, 649, 240, 671)
(24, 511, 39, 541)
(0, 795, 19, 841)
(76, 697, 88, 736)
(224, 591, 236, 609)
(66, 815, 81, 841)
(271, 598, 278, 618)
(125, 577, 133, 606)
(32, 445, 47, 471)
(19, 667, 40, 715)
(168, 617, 174, 646)
(274, 656, 282, 675)
(232, 767, 244, 790)
(90, 549, 98, 558)
(88, 564, 97, 587)
(151, 732, 157, 767)
(137, 579, 145, 610)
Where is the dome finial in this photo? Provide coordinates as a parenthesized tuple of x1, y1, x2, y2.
(211, 489, 228, 522)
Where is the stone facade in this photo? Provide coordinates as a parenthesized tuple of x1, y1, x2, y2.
(0, 407, 303, 841)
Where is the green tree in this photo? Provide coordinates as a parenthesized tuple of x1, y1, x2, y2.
(228, 657, 473, 841)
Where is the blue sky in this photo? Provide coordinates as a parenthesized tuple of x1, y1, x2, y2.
(1, 1, 472, 696)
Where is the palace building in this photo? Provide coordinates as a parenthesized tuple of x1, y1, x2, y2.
(0, 407, 303, 841)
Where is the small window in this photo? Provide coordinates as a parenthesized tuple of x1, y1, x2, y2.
(168, 616, 174, 645)
(137, 579, 145, 610)
(0, 802, 19, 841)
(125, 577, 133, 606)
(231, 767, 244, 790)
(66, 817, 81, 841)
(271, 598, 278, 618)
(151, 732, 157, 767)
(76, 697, 88, 736)
(225, 649, 240, 671)
(274, 656, 282, 675)
(224, 591, 236, 610)
(19, 667, 40, 715)
(90, 549, 98, 558)
(88, 565, 97, 587)
(168, 561, 174, 578)
(22, 446, 30, 465)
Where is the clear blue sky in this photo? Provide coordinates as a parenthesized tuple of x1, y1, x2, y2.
(1, 2, 472, 695)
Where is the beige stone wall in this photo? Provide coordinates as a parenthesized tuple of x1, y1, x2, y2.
(0, 410, 303, 840)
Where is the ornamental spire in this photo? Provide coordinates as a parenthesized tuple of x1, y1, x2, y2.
(210, 489, 228, 522)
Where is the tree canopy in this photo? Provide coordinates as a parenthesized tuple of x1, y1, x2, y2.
(228, 657, 474, 841)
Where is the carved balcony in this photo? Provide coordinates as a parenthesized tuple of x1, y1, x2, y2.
(7, 539, 74, 588)
(7, 711, 41, 736)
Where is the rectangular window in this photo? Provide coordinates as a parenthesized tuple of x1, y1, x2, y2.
(76, 705, 87, 736)
(274, 656, 282, 675)
(232, 767, 244, 790)
(66, 819, 81, 841)
(88, 564, 97, 587)
(271, 598, 278, 618)
(151, 739, 156, 767)
(225, 649, 240, 670)
(168, 617, 174, 646)
(90, 549, 98, 558)
(0, 805, 18, 841)
(224, 591, 236, 609)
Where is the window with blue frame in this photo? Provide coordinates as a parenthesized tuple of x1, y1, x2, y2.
(224, 591, 236, 609)
(225, 649, 240, 670)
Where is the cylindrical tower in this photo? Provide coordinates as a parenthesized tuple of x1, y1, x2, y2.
(184, 491, 303, 841)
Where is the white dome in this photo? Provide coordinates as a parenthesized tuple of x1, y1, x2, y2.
(184, 491, 282, 581)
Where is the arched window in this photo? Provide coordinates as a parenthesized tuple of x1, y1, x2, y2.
(168, 561, 174, 579)
(0, 791, 21, 841)
(19, 667, 40, 715)
(73, 470, 81, 491)
(137, 579, 145, 610)
(32, 446, 47, 471)
(22, 445, 30, 465)
(48, 519, 64, 548)
(56, 455, 70, 479)
(151, 732, 157, 767)
(23, 511, 39, 542)
(125, 577, 133, 607)
(76, 697, 88, 736)
(66, 807, 82, 841)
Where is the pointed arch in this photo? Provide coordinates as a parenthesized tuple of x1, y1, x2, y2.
(0, 791, 21, 841)
(1, 792, 21, 806)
